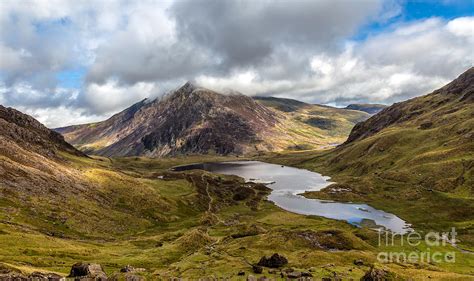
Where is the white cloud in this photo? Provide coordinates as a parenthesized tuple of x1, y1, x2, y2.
(16, 105, 109, 128)
(84, 80, 160, 115)
(0, 0, 472, 127)
(191, 17, 474, 105)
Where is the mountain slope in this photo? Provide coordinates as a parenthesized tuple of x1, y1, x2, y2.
(345, 103, 387, 114)
(0, 105, 83, 159)
(0, 105, 88, 197)
(57, 83, 369, 157)
(275, 68, 474, 246)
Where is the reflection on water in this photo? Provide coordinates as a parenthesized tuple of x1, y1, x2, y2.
(173, 161, 412, 233)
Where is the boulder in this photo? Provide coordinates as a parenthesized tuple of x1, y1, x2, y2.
(68, 263, 107, 280)
(29, 272, 64, 280)
(361, 267, 396, 281)
(286, 271, 302, 279)
(353, 259, 364, 266)
(252, 265, 263, 274)
(257, 253, 288, 268)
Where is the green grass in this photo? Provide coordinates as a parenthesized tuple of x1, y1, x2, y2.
(1, 154, 473, 279)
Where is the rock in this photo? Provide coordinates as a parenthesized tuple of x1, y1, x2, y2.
(361, 267, 395, 281)
(257, 253, 288, 268)
(29, 272, 64, 281)
(267, 269, 279, 274)
(109, 273, 144, 281)
(237, 270, 245, 276)
(286, 271, 302, 279)
(120, 265, 134, 273)
(68, 263, 107, 280)
(419, 122, 433, 129)
(257, 277, 269, 281)
(247, 275, 257, 281)
(353, 259, 364, 266)
(119, 265, 146, 273)
(252, 265, 263, 274)
(301, 271, 313, 277)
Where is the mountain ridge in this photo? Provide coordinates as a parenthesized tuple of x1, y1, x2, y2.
(57, 83, 369, 157)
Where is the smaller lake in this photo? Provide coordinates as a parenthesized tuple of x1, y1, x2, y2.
(173, 161, 412, 233)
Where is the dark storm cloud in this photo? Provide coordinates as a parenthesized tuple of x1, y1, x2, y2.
(170, 0, 382, 70)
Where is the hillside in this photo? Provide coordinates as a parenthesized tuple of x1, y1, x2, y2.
(266, 67, 474, 248)
(345, 103, 387, 114)
(1, 95, 473, 280)
(56, 83, 369, 157)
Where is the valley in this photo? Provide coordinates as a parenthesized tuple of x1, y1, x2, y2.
(0, 68, 473, 280)
(1, 155, 473, 280)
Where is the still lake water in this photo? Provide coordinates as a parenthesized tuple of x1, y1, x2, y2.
(174, 161, 411, 233)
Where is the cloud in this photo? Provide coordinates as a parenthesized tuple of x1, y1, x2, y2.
(0, 0, 472, 128)
(83, 79, 160, 115)
(195, 17, 474, 105)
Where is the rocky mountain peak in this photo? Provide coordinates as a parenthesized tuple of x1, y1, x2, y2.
(0, 105, 84, 158)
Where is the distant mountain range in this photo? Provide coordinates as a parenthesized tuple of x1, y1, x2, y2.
(344, 103, 387, 114)
(56, 83, 369, 157)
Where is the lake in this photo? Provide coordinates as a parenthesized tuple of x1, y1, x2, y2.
(173, 160, 412, 233)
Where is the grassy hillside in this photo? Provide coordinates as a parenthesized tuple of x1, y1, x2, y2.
(2, 155, 473, 280)
(254, 96, 369, 150)
(262, 68, 474, 252)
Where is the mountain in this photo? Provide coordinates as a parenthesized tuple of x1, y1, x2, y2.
(345, 68, 473, 144)
(0, 105, 88, 195)
(57, 83, 369, 157)
(344, 103, 387, 114)
(0, 105, 83, 159)
(287, 68, 473, 244)
(253, 96, 308, 112)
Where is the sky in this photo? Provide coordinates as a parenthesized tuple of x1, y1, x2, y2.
(0, 0, 473, 128)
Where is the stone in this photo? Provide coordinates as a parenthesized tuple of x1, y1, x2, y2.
(286, 271, 302, 279)
(29, 272, 64, 281)
(237, 270, 245, 276)
(68, 263, 107, 280)
(353, 259, 364, 266)
(252, 265, 263, 274)
(361, 267, 394, 281)
(247, 275, 257, 281)
(267, 269, 279, 274)
(257, 253, 288, 268)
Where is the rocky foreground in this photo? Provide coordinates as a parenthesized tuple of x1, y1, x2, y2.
(0, 258, 397, 281)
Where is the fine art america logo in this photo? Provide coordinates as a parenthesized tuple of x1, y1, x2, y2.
(377, 228, 457, 263)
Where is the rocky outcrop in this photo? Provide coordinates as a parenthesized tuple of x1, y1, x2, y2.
(0, 265, 64, 281)
(68, 263, 108, 280)
(257, 253, 288, 268)
(360, 267, 398, 281)
(0, 105, 84, 159)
